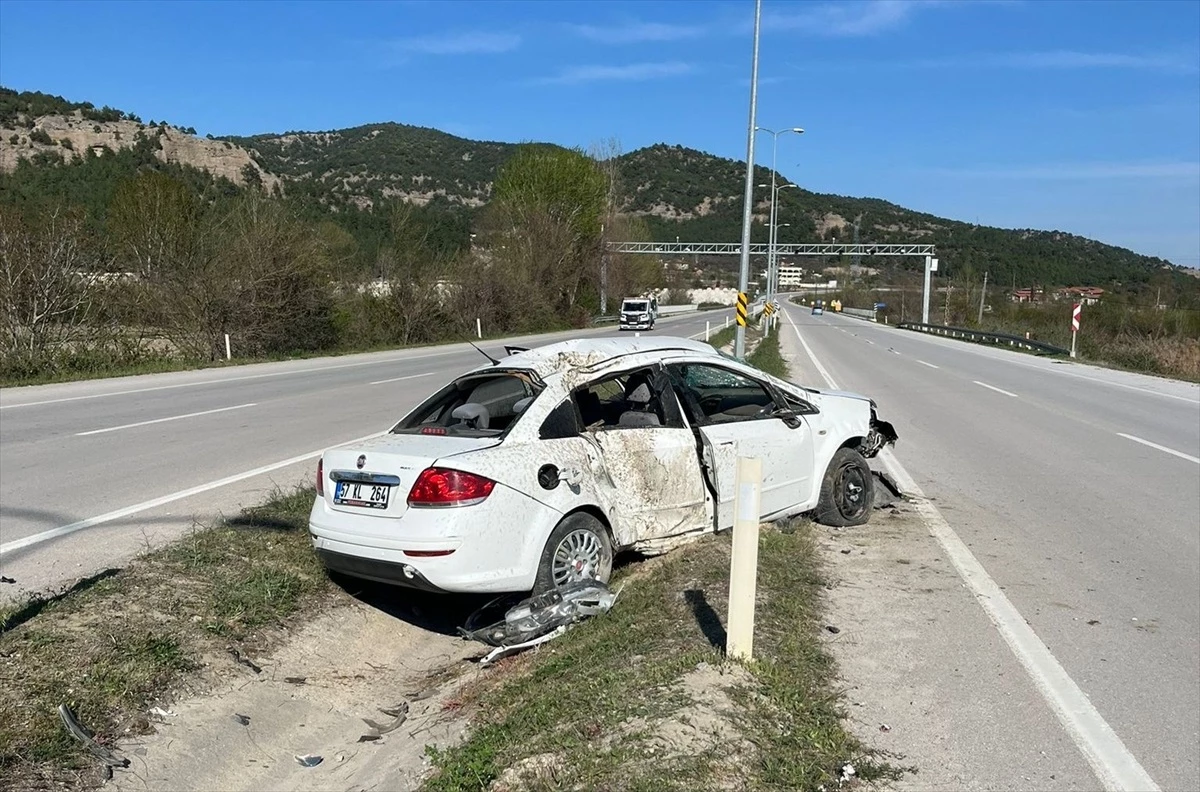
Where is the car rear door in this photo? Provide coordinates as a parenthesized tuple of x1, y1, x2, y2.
(665, 360, 814, 528)
(574, 364, 711, 547)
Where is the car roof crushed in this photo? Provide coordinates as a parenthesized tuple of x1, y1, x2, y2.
(470, 336, 722, 380)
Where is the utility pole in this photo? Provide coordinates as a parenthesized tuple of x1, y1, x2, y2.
(734, 0, 762, 359)
(599, 222, 608, 315)
(977, 270, 988, 325)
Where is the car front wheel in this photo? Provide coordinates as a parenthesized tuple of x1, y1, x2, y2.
(533, 512, 613, 594)
(814, 447, 875, 527)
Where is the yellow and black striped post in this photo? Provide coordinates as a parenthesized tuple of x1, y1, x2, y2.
(736, 292, 749, 327)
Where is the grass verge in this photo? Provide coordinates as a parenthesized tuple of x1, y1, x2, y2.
(0, 487, 333, 790)
(421, 522, 903, 791)
(746, 324, 787, 379)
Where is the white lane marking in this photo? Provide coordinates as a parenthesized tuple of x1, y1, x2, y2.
(866, 321, 1198, 405)
(0, 431, 389, 556)
(864, 339, 875, 345)
(1, 352, 457, 410)
(369, 372, 436, 386)
(784, 305, 1161, 792)
(917, 360, 939, 369)
(76, 403, 257, 436)
(1117, 433, 1200, 465)
(974, 380, 1019, 398)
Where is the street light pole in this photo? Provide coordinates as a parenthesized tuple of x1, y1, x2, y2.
(772, 183, 798, 299)
(753, 127, 804, 313)
(734, 0, 762, 359)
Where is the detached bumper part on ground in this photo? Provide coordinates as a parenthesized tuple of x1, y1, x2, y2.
(459, 580, 621, 665)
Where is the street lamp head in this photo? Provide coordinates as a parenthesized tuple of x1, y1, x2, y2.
(791, 127, 805, 134)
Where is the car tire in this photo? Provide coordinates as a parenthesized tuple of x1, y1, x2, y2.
(533, 512, 613, 594)
(814, 447, 875, 527)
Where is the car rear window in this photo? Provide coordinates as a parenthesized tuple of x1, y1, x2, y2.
(392, 371, 542, 437)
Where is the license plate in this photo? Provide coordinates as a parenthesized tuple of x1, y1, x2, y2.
(334, 480, 391, 509)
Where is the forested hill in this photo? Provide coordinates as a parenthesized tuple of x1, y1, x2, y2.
(1, 86, 1189, 290)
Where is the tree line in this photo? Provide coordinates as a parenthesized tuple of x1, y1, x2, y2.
(0, 143, 659, 383)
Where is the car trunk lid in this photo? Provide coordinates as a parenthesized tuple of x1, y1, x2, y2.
(323, 433, 500, 521)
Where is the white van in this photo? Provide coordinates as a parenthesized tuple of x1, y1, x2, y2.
(618, 297, 656, 331)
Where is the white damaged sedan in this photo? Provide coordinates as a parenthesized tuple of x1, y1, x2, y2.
(309, 336, 897, 595)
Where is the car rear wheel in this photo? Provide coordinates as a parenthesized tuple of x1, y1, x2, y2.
(533, 512, 613, 594)
(814, 447, 875, 527)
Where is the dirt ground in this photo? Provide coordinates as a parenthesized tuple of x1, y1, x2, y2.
(109, 593, 486, 792)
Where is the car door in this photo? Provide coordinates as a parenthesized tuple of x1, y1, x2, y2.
(573, 364, 710, 548)
(666, 360, 814, 528)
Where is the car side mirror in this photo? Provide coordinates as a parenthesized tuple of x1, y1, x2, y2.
(772, 406, 802, 429)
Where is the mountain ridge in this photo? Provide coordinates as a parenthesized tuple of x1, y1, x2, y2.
(0, 86, 1190, 290)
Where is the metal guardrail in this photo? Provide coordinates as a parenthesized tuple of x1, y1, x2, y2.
(898, 322, 1070, 356)
(840, 307, 877, 322)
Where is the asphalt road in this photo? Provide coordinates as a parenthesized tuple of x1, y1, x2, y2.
(780, 302, 1199, 792)
(0, 309, 736, 599)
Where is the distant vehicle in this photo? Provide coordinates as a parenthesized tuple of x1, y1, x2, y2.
(619, 297, 656, 331)
(308, 336, 898, 595)
(812, 305, 824, 316)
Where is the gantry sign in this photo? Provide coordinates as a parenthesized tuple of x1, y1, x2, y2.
(605, 242, 936, 257)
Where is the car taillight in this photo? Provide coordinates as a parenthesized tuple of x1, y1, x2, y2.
(316, 458, 324, 496)
(407, 467, 495, 507)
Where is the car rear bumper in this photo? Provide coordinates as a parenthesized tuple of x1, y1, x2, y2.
(315, 547, 447, 593)
(307, 485, 561, 593)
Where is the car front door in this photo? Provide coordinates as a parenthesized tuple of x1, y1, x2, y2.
(666, 361, 814, 528)
(573, 364, 710, 548)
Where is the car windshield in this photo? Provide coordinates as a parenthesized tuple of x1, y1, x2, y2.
(623, 302, 648, 312)
(392, 371, 542, 437)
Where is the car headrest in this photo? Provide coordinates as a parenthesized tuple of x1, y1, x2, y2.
(451, 403, 490, 429)
(626, 383, 652, 405)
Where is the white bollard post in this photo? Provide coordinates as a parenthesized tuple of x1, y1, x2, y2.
(726, 456, 762, 661)
(706, 320, 711, 341)
(476, 318, 482, 339)
(725, 315, 730, 329)
(224, 333, 231, 361)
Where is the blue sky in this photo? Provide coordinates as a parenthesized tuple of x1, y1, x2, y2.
(1, 0, 1197, 266)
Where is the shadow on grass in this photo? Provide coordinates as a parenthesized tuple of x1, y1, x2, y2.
(683, 588, 727, 650)
(0, 568, 120, 633)
(324, 549, 656, 639)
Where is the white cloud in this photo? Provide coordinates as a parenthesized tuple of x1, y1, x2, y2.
(535, 61, 695, 85)
(925, 162, 1200, 180)
(567, 21, 707, 44)
(390, 31, 521, 56)
(791, 49, 1200, 75)
(765, 0, 950, 37)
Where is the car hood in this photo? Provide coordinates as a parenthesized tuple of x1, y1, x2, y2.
(804, 387, 874, 406)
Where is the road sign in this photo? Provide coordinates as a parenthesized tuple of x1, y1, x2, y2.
(1070, 302, 1081, 358)
(736, 292, 748, 327)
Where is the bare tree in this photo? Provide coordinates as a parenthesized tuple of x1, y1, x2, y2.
(0, 207, 97, 361)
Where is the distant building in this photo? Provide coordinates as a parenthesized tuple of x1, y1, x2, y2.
(777, 264, 807, 288)
(1055, 286, 1105, 305)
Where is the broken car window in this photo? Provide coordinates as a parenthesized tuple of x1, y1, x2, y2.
(669, 363, 776, 425)
(392, 371, 541, 437)
(572, 368, 679, 431)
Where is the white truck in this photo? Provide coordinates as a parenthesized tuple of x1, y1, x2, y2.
(618, 296, 657, 331)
